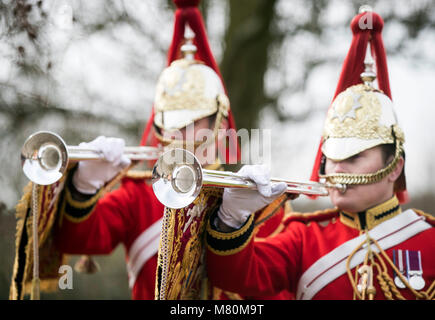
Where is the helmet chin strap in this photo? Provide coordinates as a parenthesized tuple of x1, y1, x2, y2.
(319, 135, 403, 187)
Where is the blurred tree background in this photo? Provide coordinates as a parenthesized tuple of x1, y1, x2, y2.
(1, 0, 434, 299)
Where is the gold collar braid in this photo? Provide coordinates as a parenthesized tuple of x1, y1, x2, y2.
(340, 196, 401, 231)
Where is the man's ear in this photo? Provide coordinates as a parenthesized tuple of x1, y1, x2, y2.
(388, 156, 404, 183)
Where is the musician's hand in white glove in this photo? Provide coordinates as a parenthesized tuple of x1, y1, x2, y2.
(72, 136, 131, 194)
(217, 165, 287, 229)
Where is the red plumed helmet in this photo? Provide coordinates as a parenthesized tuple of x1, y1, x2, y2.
(140, 0, 240, 164)
(309, 6, 408, 204)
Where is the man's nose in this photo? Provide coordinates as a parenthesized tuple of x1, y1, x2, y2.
(331, 160, 347, 173)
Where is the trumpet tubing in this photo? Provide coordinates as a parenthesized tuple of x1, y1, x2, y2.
(66, 146, 161, 161)
(21, 131, 161, 185)
(152, 148, 346, 209)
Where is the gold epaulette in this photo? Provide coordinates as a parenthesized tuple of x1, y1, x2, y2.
(413, 208, 435, 225)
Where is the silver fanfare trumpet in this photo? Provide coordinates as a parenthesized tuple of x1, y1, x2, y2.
(152, 148, 346, 209)
(21, 131, 161, 185)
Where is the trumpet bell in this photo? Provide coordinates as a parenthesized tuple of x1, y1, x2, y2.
(21, 131, 68, 185)
(152, 148, 203, 209)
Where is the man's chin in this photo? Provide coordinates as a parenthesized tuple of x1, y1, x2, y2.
(330, 190, 360, 213)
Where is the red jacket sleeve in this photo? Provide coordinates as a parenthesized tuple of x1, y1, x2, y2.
(54, 175, 162, 255)
(206, 208, 303, 297)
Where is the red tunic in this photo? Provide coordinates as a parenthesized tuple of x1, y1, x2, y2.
(55, 175, 164, 300)
(214, 200, 295, 300)
(206, 197, 435, 300)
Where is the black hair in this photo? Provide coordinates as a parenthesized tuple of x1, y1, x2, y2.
(380, 143, 405, 165)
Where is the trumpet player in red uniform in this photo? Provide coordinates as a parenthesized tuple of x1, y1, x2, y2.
(205, 8, 435, 300)
(53, 34, 237, 301)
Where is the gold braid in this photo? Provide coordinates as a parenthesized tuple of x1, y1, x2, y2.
(346, 232, 433, 300)
(372, 251, 403, 300)
(351, 230, 365, 300)
(427, 281, 435, 300)
(347, 230, 379, 300)
(371, 261, 394, 300)
(368, 234, 432, 300)
(346, 238, 365, 300)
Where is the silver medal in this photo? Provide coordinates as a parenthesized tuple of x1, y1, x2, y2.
(394, 275, 406, 289)
(409, 275, 425, 290)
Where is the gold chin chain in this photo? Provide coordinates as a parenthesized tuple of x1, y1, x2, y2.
(319, 139, 403, 186)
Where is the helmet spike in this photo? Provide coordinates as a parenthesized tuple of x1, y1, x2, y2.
(181, 24, 197, 60)
(360, 42, 377, 86)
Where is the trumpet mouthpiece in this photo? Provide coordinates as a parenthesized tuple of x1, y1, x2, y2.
(325, 182, 347, 194)
(336, 183, 347, 194)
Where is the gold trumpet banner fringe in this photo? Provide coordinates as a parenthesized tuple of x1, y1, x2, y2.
(9, 175, 68, 300)
(156, 187, 223, 300)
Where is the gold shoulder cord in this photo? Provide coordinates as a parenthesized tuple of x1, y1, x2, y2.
(346, 232, 434, 300)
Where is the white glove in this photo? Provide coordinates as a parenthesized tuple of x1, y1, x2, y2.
(217, 165, 287, 229)
(72, 136, 131, 194)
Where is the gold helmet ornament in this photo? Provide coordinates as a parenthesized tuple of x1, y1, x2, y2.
(153, 28, 230, 147)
